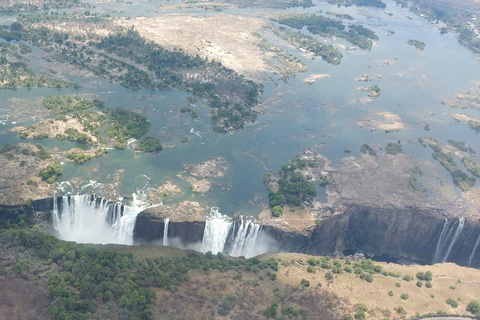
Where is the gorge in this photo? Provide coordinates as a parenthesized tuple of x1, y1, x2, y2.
(27, 194, 480, 268)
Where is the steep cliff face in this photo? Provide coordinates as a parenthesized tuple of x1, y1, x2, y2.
(5, 195, 479, 268)
(306, 206, 445, 263)
(133, 209, 205, 245)
(261, 206, 480, 268)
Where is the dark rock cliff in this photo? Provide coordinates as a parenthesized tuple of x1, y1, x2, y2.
(3, 196, 479, 268)
(133, 209, 205, 245)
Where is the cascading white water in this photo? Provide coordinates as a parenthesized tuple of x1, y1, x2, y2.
(163, 218, 170, 246)
(52, 194, 147, 245)
(443, 217, 465, 262)
(433, 219, 449, 263)
(199, 207, 264, 258)
(229, 217, 261, 257)
(467, 231, 480, 267)
(201, 207, 233, 254)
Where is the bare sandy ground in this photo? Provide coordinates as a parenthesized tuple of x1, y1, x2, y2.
(272, 252, 480, 320)
(116, 14, 269, 80)
(303, 73, 331, 84)
(357, 111, 405, 132)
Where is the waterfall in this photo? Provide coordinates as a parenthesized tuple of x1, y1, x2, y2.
(443, 217, 465, 262)
(433, 219, 450, 263)
(201, 207, 233, 255)
(163, 218, 170, 247)
(467, 231, 480, 267)
(228, 217, 261, 257)
(200, 207, 264, 258)
(51, 194, 147, 245)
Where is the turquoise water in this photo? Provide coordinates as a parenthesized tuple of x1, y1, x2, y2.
(1, 0, 480, 216)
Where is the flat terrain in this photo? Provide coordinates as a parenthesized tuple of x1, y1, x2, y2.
(117, 14, 269, 80)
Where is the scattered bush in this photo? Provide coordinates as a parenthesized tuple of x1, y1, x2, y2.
(400, 293, 409, 300)
(445, 298, 458, 308)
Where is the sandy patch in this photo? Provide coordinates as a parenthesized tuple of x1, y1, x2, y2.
(454, 113, 478, 122)
(116, 14, 268, 80)
(357, 111, 405, 132)
(303, 73, 331, 84)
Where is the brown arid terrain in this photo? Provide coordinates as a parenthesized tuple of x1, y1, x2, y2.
(2, 241, 480, 320)
(116, 14, 269, 80)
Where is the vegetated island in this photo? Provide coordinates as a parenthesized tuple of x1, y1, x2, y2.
(0, 13, 261, 133)
(274, 13, 379, 50)
(326, 0, 386, 8)
(395, 0, 480, 53)
(407, 39, 426, 51)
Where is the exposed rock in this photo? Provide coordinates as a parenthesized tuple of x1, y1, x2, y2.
(185, 176, 211, 193)
(183, 157, 229, 178)
(0, 143, 57, 205)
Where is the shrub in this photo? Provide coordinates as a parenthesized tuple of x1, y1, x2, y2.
(136, 136, 162, 152)
(388, 291, 393, 297)
(264, 303, 278, 318)
(325, 272, 333, 281)
(300, 278, 310, 287)
(395, 282, 401, 287)
(446, 298, 458, 308)
(307, 266, 316, 274)
(425, 281, 432, 288)
(365, 274, 374, 283)
(400, 293, 409, 300)
(416, 281, 423, 288)
(467, 300, 480, 315)
(271, 205, 283, 217)
(402, 275, 411, 282)
(39, 162, 62, 183)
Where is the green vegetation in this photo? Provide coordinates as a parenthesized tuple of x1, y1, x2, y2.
(467, 300, 480, 317)
(5, 17, 260, 131)
(416, 271, 432, 281)
(275, 14, 378, 50)
(360, 143, 377, 157)
(445, 298, 458, 308)
(400, 293, 409, 300)
(64, 128, 91, 144)
(106, 108, 150, 143)
(407, 39, 426, 51)
(43, 96, 94, 115)
(272, 26, 343, 65)
(0, 0, 83, 12)
(39, 162, 62, 183)
(386, 142, 403, 155)
(67, 149, 107, 164)
(448, 139, 476, 154)
(0, 224, 283, 320)
(326, 0, 386, 8)
(0, 61, 74, 89)
(429, 143, 476, 191)
(135, 136, 163, 153)
(462, 157, 480, 178)
(265, 157, 317, 216)
(180, 107, 198, 118)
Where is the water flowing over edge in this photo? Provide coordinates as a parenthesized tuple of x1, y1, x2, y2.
(52, 194, 149, 245)
(432, 217, 465, 263)
(52, 196, 269, 258)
